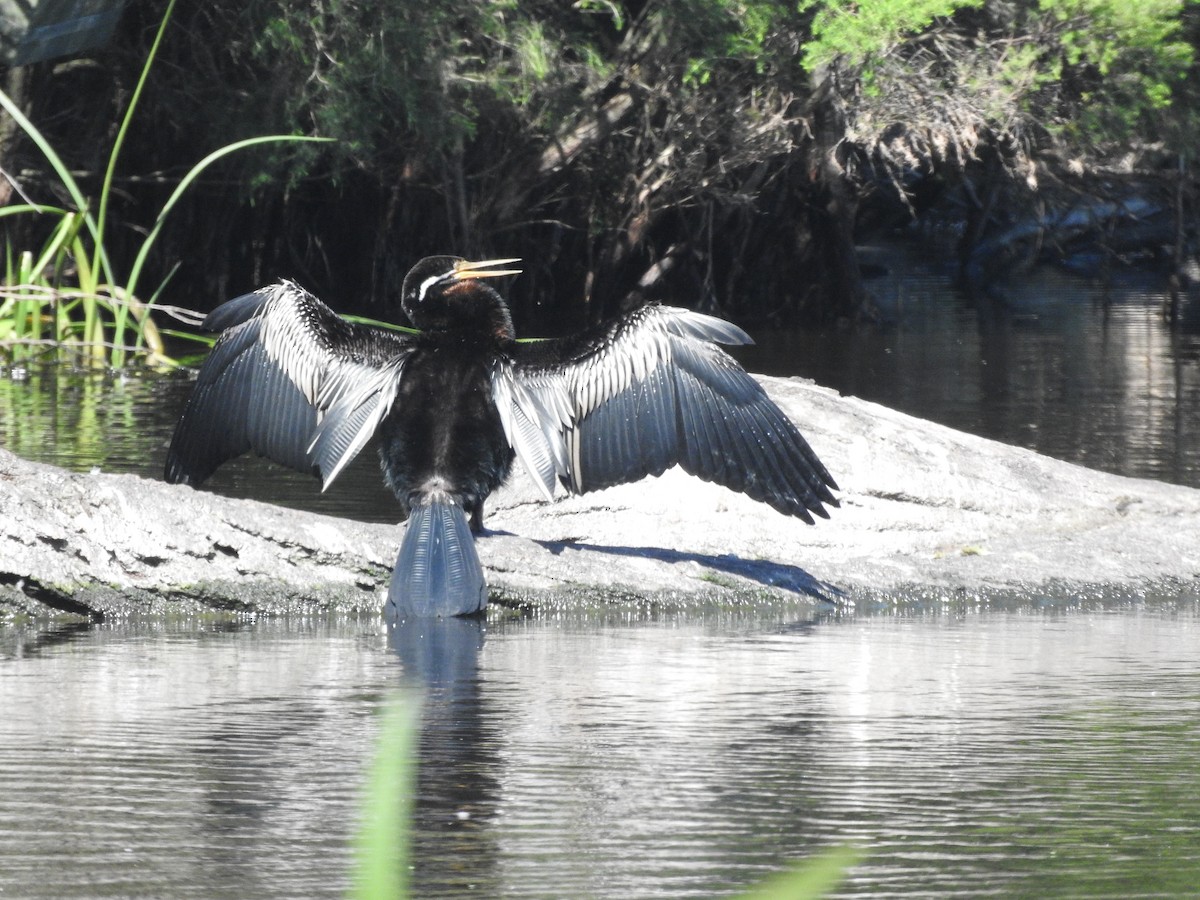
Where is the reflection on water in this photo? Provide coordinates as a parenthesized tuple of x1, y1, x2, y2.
(390, 616, 502, 893)
(0, 365, 406, 523)
(0, 601, 1197, 898)
(733, 250, 1200, 490)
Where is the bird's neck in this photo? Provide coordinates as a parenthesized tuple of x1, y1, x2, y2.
(412, 283, 515, 343)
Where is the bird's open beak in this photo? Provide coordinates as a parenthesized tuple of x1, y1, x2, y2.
(452, 258, 522, 280)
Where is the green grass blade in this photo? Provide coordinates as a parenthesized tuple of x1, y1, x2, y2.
(126, 261, 179, 358)
(124, 134, 334, 303)
(0, 85, 102, 250)
(0, 204, 70, 219)
(92, 0, 177, 282)
(34, 211, 84, 283)
(351, 695, 418, 900)
(342, 314, 420, 335)
(736, 845, 864, 900)
(8, 251, 37, 348)
(100, 0, 176, 356)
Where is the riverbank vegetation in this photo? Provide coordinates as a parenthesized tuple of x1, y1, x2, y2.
(0, 0, 326, 366)
(2, 0, 1199, 359)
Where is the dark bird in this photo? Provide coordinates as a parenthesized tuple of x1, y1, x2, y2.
(165, 256, 839, 618)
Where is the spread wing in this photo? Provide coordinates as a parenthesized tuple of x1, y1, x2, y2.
(164, 280, 414, 489)
(491, 303, 838, 523)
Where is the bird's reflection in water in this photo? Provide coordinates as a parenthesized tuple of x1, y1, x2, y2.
(388, 615, 502, 896)
(389, 614, 487, 689)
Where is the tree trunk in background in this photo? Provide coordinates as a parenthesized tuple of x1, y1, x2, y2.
(804, 70, 871, 322)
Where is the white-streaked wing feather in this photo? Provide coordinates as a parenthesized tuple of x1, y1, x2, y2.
(491, 304, 838, 522)
(165, 280, 412, 488)
(308, 355, 409, 489)
(491, 362, 561, 500)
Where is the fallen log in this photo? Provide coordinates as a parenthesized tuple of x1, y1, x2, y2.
(2, 377, 1197, 621)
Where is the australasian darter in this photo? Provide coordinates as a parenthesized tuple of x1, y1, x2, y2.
(165, 257, 839, 618)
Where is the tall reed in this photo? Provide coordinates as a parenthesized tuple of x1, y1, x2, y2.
(0, 0, 328, 368)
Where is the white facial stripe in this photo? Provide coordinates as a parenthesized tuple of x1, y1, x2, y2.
(418, 272, 445, 303)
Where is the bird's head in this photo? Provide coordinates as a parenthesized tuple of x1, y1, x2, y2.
(400, 256, 521, 338)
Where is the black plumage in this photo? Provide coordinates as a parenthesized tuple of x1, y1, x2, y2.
(165, 256, 839, 618)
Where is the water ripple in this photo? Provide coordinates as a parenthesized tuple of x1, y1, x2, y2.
(0, 603, 1198, 897)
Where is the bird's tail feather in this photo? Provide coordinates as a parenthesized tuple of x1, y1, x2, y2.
(387, 492, 487, 619)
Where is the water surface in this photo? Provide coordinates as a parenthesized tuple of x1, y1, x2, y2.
(734, 247, 1200, 490)
(1, 601, 1197, 898)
